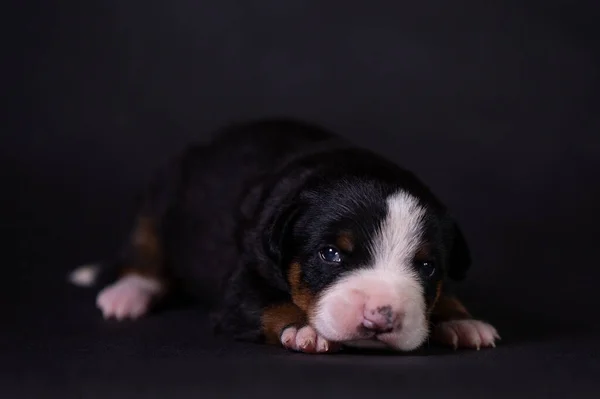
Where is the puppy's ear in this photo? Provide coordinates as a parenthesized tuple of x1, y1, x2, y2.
(446, 221, 472, 281)
(263, 201, 301, 267)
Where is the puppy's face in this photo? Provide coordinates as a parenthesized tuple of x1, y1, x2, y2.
(281, 179, 451, 351)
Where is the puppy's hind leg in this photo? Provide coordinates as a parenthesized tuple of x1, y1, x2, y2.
(95, 216, 170, 321)
(70, 151, 189, 320)
(89, 151, 188, 321)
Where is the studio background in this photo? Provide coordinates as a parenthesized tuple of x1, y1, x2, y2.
(4, 0, 600, 397)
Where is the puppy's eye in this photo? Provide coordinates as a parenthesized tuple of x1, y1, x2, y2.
(417, 261, 436, 278)
(319, 246, 342, 263)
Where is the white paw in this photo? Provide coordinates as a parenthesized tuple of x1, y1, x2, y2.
(96, 275, 162, 320)
(433, 319, 500, 350)
(280, 325, 341, 354)
(68, 264, 100, 287)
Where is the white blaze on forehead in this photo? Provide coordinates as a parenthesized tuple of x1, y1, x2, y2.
(371, 190, 427, 270)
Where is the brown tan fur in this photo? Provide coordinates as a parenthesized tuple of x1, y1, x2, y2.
(120, 216, 169, 294)
(287, 262, 315, 313)
(260, 262, 317, 344)
(335, 232, 354, 253)
(430, 294, 472, 323)
(261, 303, 307, 344)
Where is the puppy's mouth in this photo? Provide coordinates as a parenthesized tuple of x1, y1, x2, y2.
(339, 328, 397, 350)
(319, 320, 428, 352)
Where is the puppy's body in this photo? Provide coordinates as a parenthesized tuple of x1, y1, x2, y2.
(72, 119, 499, 353)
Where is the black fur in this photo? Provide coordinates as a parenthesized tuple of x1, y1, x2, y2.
(104, 118, 471, 342)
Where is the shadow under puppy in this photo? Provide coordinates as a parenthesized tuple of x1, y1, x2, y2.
(69, 119, 499, 353)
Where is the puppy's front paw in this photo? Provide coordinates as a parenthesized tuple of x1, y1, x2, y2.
(432, 319, 500, 350)
(280, 325, 341, 354)
(96, 275, 162, 320)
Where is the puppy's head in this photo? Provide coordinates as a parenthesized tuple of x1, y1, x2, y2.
(267, 177, 470, 351)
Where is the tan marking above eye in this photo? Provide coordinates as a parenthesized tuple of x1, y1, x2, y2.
(414, 244, 432, 261)
(335, 232, 354, 252)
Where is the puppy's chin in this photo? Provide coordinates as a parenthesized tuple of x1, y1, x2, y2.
(324, 325, 429, 352)
(374, 326, 429, 351)
(309, 268, 429, 352)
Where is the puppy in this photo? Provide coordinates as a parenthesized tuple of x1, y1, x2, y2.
(69, 119, 499, 353)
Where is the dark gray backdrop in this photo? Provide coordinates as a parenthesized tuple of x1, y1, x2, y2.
(4, 0, 600, 398)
